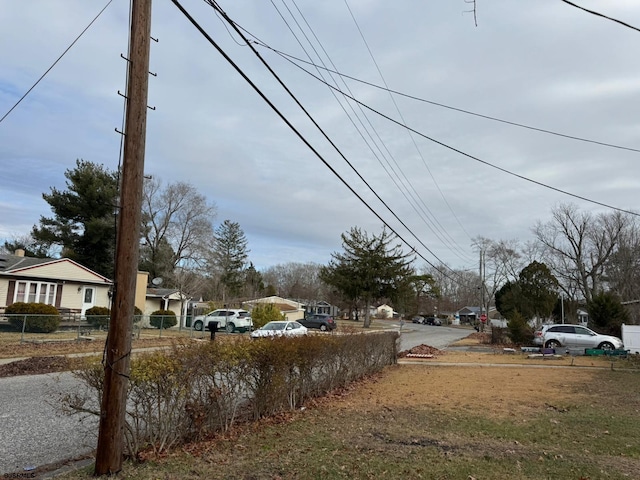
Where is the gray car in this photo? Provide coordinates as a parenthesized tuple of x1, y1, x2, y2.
(540, 324, 623, 351)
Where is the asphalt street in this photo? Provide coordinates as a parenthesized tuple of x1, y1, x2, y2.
(397, 323, 473, 351)
(0, 372, 97, 475)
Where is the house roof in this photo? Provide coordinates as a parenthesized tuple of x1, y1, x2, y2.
(457, 306, 481, 315)
(0, 254, 55, 272)
(0, 253, 111, 284)
(146, 288, 184, 298)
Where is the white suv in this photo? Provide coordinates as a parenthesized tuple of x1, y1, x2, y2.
(536, 324, 623, 351)
(192, 309, 253, 333)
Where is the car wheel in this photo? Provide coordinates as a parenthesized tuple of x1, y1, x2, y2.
(598, 342, 615, 351)
(545, 340, 561, 349)
(226, 322, 235, 334)
(320, 324, 328, 332)
(193, 320, 203, 331)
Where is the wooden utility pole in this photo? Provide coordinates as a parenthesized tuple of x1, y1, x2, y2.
(95, 0, 152, 474)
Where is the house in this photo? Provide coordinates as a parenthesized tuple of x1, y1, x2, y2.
(457, 306, 481, 323)
(144, 286, 191, 327)
(304, 300, 340, 318)
(0, 249, 112, 317)
(243, 295, 306, 321)
(376, 304, 397, 319)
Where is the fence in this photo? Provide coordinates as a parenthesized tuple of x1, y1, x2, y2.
(0, 314, 215, 343)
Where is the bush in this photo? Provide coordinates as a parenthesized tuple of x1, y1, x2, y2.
(6, 302, 61, 333)
(507, 311, 533, 345)
(250, 303, 285, 329)
(66, 330, 399, 457)
(85, 306, 110, 329)
(149, 309, 177, 329)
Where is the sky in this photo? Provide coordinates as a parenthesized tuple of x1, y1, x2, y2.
(1, 0, 639, 273)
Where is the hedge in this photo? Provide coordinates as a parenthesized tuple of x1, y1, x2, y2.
(6, 302, 61, 333)
(67, 330, 398, 456)
(150, 309, 177, 329)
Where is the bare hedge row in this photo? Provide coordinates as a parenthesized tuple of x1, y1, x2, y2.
(65, 331, 398, 457)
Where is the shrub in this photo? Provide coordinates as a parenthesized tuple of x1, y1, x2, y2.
(66, 330, 399, 457)
(507, 311, 533, 345)
(6, 302, 61, 333)
(85, 306, 110, 329)
(150, 309, 177, 329)
(250, 303, 285, 329)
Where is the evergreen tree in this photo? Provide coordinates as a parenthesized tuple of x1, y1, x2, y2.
(321, 227, 414, 327)
(31, 159, 118, 277)
(211, 220, 249, 299)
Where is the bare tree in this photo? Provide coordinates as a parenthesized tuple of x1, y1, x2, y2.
(533, 203, 630, 303)
(140, 178, 216, 284)
(261, 262, 329, 301)
(605, 217, 640, 303)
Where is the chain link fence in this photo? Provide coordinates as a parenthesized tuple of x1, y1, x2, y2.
(0, 314, 217, 344)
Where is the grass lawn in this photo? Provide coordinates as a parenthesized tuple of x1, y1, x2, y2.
(56, 360, 640, 480)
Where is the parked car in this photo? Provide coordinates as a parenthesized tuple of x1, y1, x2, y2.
(250, 320, 308, 339)
(300, 313, 336, 331)
(192, 309, 253, 333)
(425, 317, 442, 326)
(412, 316, 425, 324)
(538, 324, 623, 351)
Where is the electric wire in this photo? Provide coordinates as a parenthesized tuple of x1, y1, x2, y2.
(256, 47, 640, 155)
(342, 0, 474, 243)
(208, 0, 467, 274)
(271, 52, 640, 218)
(0, 0, 114, 125)
(171, 0, 463, 280)
(560, 0, 640, 34)
(270, 0, 473, 263)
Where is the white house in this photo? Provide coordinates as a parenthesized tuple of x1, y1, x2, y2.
(243, 295, 306, 321)
(0, 249, 112, 317)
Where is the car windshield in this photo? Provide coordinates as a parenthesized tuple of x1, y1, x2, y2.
(263, 322, 286, 331)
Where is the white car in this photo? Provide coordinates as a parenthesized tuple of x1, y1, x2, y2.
(250, 321, 308, 339)
(192, 309, 253, 333)
(538, 324, 623, 351)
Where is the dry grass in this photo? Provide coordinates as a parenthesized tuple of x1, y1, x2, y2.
(55, 361, 640, 480)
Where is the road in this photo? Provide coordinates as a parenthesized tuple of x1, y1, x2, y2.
(397, 323, 473, 351)
(0, 372, 97, 475)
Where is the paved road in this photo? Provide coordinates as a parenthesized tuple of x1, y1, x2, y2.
(397, 323, 474, 351)
(0, 372, 97, 475)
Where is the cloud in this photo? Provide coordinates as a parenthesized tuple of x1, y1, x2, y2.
(1, 0, 639, 271)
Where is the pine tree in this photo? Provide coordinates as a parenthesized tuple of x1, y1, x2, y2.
(31, 159, 118, 277)
(211, 220, 249, 300)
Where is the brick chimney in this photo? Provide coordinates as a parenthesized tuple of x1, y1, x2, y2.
(14, 249, 25, 257)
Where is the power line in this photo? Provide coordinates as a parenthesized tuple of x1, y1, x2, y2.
(277, 0, 473, 262)
(233, 1, 474, 263)
(171, 0, 464, 281)
(0, 0, 114, 125)
(560, 0, 640, 34)
(275, 55, 640, 218)
(342, 0, 474, 245)
(257, 47, 640, 155)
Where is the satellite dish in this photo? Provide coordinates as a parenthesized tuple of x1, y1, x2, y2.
(151, 277, 163, 286)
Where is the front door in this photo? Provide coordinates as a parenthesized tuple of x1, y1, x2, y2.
(81, 287, 95, 317)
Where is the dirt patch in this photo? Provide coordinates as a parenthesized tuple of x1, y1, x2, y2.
(0, 356, 87, 377)
(398, 344, 445, 357)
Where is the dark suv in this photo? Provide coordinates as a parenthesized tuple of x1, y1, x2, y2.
(300, 314, 336, 331)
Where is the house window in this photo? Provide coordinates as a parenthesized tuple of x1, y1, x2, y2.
(14, 281, 58, 305)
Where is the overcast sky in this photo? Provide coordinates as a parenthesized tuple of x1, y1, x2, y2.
(1, 0, 638, 272)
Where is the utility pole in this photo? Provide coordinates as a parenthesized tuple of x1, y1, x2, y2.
(95, 0, 152, 474)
